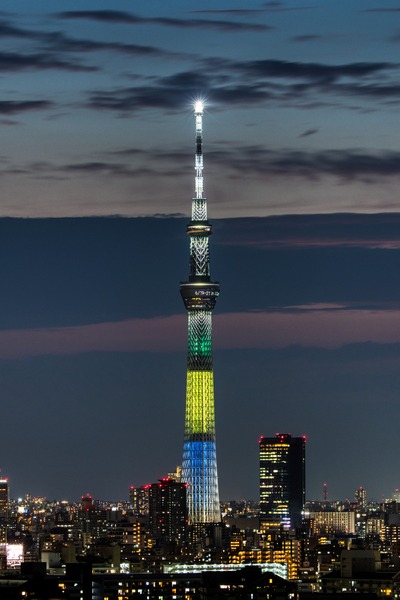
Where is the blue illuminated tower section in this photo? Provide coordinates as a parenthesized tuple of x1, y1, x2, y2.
(180, 101, 221, 524)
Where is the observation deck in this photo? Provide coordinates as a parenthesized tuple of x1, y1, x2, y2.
(180, 280, 220, 311)
(187, 220, 212, 237)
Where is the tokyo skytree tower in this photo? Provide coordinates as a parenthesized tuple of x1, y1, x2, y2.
(180, 101, 221, 524)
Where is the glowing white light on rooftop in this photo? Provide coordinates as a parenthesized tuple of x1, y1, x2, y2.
(194, 100, 204, 114)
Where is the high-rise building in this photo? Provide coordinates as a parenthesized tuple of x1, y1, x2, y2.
(0, 478, 9, 544)
(180, 101, 220, 524)
(259, 434, 305, 530)
(355, 485, 367, 508)
(129, 485, 150, 518)
(0, 479, 8, 517)
(148, 478, 187, 544)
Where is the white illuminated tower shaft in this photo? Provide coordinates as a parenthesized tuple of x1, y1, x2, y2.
(180, 103, 221, 524)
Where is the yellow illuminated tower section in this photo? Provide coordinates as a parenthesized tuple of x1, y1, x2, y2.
(180, 101, 221, 524)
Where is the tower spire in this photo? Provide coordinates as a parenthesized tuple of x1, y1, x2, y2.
(180, 101, 221, 524)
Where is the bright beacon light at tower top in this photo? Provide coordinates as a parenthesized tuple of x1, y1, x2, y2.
(194, 100, 204, 114)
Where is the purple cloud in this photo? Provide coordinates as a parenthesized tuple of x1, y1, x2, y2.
(4, 307, 400, 359)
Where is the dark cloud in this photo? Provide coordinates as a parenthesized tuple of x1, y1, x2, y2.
(299, 128, 318, 137)
(63, 161, 131, 174)
(291, 35, 323, 42)
(83, 76, 278, 115)
(57, 10, 272, 32)
(215, 213, 400, 250)
(0, 119, 19, 126)
(262, 2, 315, 11)
(0, 100, 53, 115)
(57, 10, 142, 24)
(42, 31, 182, 59)
(83, 59, 399, 115)
(237, 59, 390, 81)
(79, 41, 170, 58)
(61, 161, 156, 178)
(192, 9, 273, 14)
(0, 17, 188, 65)
(0, 14, 397, 109)
(84, 74, 209, 113)
(332, 82, 400, 100)
(211, 58, 400, 108)
(0, 51, 96, 73)
(0, 20, 38, 38)
(20, 160, 157, 181)
(282, 149, 400, 179)
(211, 146, 400, 182)
(0, 149, 187, 180)
(5, 145, 400, 186)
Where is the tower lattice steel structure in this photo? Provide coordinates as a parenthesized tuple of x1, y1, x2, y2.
(180, 101, 221, 524)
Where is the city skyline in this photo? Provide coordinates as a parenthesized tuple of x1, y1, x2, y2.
(1, 1, 400, 502)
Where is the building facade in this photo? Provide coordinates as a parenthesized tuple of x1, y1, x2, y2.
(0, 478, 8, 545)
(148, 478, 187, 545)
(308, 510, 356, 535)
(259, 434, 305, 530)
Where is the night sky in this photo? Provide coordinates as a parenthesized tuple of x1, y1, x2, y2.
(1, 1, 400, 503)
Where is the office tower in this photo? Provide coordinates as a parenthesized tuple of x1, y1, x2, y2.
(180, 101, 220, 524)
(0, 478, 9, 544)
(78, 501, 108, 549)
(0, 478, 8, 517)
(355, 485, 367, 508)
(259, 434, 306, 530)
(148, 478, 187, 544)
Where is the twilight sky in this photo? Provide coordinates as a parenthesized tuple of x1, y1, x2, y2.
(2, 0, 400, 504)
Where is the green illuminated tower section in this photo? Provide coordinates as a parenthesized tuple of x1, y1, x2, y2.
(180, 101, 221, 524)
